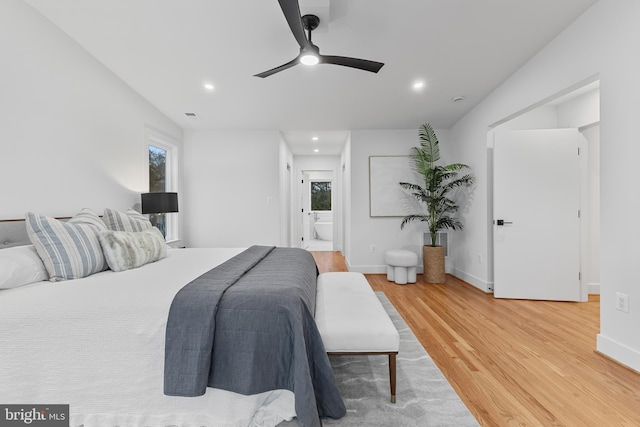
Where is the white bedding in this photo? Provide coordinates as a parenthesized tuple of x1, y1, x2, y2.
(0, 248, 297, 427)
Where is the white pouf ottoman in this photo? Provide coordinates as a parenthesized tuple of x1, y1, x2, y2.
(385, 249, 418, 284)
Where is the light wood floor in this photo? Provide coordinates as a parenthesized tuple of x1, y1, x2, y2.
(311, 251, 640, 427)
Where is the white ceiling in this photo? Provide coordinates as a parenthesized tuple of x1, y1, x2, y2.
(22, 0, 597, 155)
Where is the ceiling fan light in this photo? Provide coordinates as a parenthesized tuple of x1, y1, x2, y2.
(300, 53, 319, 66)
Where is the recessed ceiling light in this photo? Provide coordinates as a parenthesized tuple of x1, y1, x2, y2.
(312, 136, 319, 141)
(203, 82, 214, 91)
(314, 149, 320, 153)
(413, 81, 425, 90)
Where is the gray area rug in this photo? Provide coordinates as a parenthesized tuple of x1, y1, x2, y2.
(284, 292, 479, 427)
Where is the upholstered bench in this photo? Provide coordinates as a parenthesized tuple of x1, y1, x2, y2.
(384, 249, 418, 284)
(315, 272, 400, 403)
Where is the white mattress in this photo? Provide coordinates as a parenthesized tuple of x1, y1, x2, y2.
(0, 248, 296, 427)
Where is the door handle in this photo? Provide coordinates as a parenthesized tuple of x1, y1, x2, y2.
(496, 219, 513, 226)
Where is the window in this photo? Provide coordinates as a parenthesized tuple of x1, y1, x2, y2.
(311, 181, 331, 211)
(146, 126, 178, 241)
(148, 145, 168, 236)
(149, 145, 166, 193)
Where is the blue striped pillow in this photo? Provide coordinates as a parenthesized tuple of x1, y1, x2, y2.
(103, 208, 152, 232)
(25, 209, 108, 281)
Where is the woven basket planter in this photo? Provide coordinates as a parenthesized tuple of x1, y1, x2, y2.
(423, 246, 446, 284)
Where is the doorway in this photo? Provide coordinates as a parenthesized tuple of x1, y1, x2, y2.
(490, 79, 600, 301)
(300, 169, 334, 251)
(493, 129, 583, 301)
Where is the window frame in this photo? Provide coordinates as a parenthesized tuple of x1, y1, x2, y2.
(145, 126, 179, 242)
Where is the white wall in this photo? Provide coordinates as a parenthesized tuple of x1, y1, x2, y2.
(581, 124, 600, 295)
(341, 136, 352, 258)
(279, 137, 294, 247)
(449, 0, 640, 371)
(182, 130, 281, 248)
(558, 89, 600, 128)
(347, 128, 454, 273)
(0, 0, 182, 223)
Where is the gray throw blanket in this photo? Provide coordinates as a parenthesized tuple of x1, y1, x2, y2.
(164, 246, 345, 427)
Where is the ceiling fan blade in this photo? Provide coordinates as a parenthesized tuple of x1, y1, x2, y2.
(254, 57, 300, 78)
(321, 55, 385, 73)
(278, 0, 308, 48)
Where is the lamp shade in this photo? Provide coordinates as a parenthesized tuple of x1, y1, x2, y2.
(141, 192, 179, 214)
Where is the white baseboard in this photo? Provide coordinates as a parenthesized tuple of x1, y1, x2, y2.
(450, 266, 493, 293)
(597, 334, 640, 373)
(346, 263, 429, 275)
(344, 262, 492, 294)
(346, 263, 387, 274)
(451, 268, 493, 293)
(588, 282, 600, 295)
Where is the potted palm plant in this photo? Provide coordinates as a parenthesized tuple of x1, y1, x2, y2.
(400, 123, 474, 283)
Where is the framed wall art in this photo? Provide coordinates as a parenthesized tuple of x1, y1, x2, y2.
(369, 156, 419, 217)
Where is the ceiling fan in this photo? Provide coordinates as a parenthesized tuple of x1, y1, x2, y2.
(254, 0, 385, 78)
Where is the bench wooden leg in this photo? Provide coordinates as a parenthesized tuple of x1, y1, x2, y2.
(389, 353, 397, 403)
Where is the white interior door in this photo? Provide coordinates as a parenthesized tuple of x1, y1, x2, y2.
(300, 172, 311, 248)
(493, 129, 581, 301)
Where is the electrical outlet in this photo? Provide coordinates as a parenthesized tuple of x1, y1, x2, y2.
(370, 244, 376, 253)
(616, 292, 630, 313)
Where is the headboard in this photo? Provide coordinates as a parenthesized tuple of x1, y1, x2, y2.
(0, 217, 73, 249)
(0, 220, 31, 249)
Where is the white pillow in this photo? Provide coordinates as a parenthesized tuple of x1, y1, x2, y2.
(0, 245, 49, 289)
(26, 209, 108, 282)
(99, 227, 167, 272)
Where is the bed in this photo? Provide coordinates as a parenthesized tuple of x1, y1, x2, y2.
(0, 211, 345, 427)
